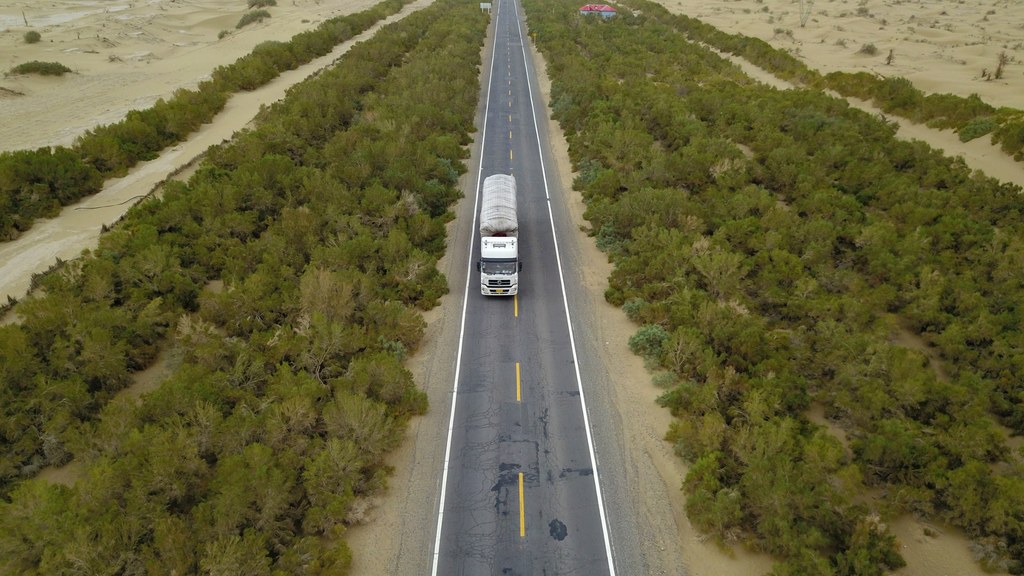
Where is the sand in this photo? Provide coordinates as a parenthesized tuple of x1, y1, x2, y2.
(0, 0, 381, 152)
(670, 0, 1024, 110)
(2, 0, 1022, 574)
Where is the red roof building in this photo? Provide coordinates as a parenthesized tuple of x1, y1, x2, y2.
(579, 3, 617, 17)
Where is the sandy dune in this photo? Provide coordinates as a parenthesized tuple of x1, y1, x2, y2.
(671, 0, 1024, 110)
(0, 0, 379, 152)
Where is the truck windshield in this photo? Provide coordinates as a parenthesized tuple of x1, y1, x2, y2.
(481, 261, 517, 274)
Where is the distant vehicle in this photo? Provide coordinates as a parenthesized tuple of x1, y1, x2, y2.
(477, 174, 521, 296)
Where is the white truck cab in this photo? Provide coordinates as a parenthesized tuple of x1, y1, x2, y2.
(479, 237, 520, 295)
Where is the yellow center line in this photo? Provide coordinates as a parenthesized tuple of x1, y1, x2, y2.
(516, 362, 521, 402)
(518, 472, 525, 537)
(514, 293, 518, 317)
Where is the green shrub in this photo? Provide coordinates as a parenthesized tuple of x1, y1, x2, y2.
(248, 0, 277, 6)
(876, 76, 923, 115)
(23, 31, 41, 44)
(211, 53, 278, 90)
(237, 9, 271, 28)
(252, 40, 299, 71)
(993, 117, 1024, 160)
(9, 61, 72, 76)
(628, 324, 670, 360)
(824, 70, 877, 100)
(921, 92, 996, 128)
(958, 116, 997, 142)
(621, 297, 648, 322)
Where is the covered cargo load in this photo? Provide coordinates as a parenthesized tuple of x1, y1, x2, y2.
(479, 174, 518, 237)
(477, 174, 520, 296)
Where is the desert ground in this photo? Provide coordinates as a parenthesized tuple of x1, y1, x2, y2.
(0, 0, 380, 152)
(2, 0, 1023, 575)
(671, 0, 1024, 110)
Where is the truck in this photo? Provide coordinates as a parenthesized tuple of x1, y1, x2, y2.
(477, 174, 521, 296)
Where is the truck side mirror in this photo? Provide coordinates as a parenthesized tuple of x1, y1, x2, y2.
(518, 262, 523, 271)
(476, 262, 481, 272)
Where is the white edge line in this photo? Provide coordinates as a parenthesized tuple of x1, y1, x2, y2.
(429, 1, 497, 573)
(514, 1, 617, 574)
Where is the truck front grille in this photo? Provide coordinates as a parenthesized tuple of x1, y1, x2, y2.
(487, 279, 512, 287)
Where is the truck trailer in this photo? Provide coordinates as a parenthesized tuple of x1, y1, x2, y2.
(477, 174, 521, 296)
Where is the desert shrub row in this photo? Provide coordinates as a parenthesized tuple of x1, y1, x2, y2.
(624, 0, 1024, 162)
(528, 0, 1024, 573)
(822, 71, 1024, 158)
(0, 0, 411, 243)
(0, 1, 485, 573)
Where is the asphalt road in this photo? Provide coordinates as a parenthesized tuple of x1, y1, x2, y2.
(430, 0, 617, 573)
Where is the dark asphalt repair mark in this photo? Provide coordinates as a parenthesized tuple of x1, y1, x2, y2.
(492, 463, 522, 516)
(558, 467, 593, 479)
(549, 518, 568, 541)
